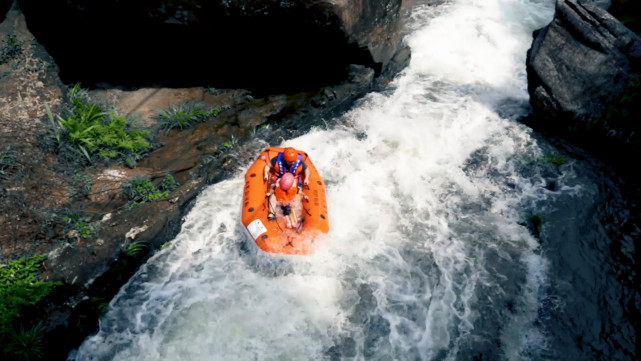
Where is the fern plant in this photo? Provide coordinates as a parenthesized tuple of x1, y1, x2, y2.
(46, 85, 150, 167)
(156, 101, 230, 132)
(122, 241, 150, 258)
(60, 98, 149, 154)
(0, 255, 60, 336)
(124, 175, 179, 208)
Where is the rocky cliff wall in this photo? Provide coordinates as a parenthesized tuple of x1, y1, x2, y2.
(16, 0, 410, 96)
(526, 0, 641, 178)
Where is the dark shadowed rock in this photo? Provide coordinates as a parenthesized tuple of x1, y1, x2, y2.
(0, 0, 11, 23)
(16, 0, 410, 96)
(525, 0, 641, 178)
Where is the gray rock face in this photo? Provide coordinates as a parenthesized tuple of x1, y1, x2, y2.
(329, 0, 412, 77)
(16, 0, 410, 95)
(593, 0, 611, 10)
(527, 0, 640, 121)
(526, 0, 641, 171)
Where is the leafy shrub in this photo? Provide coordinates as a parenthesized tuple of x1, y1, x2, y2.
(0, 255, 60, 336)
(156, 101, 230, 132)
(124, 174, 179, 208)
(63, 214, 97, 239)
(220, 134, 238, 149)
(45, 85, 150, 167)
(161, 174, 179, 192)
(60, 97, 149, 154)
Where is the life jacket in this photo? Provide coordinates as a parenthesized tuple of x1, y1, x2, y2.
(274, 187, 298, 205)
(275, 152, 303, 177)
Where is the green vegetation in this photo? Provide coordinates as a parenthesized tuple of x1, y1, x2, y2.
(61, 97, 149, 156)
(63, 214, 97, 239)
(156, 100, 229, 132)
(90, 297, 109, 319)
(45, 84, 150, 167)
(126, 178, 167, 208)
(2, 323, 45, 361)
(248, 124, 268, 138)
(161, 173, 179, 192)
(124, 174, 179, 208)
(72, 172, 93, 198)
(122, 240, 150, 258)
(44, 102, 63, 148)
(0, 145, 16, 179)
(220, 134, 238, 149)
(0, 255, 60, 338)
(539, 152, 567, 166)
(0, 33, 23, 64)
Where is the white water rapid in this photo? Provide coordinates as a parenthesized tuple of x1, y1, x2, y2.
(71, 0, 561, 360)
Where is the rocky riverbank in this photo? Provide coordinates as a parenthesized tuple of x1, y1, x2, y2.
(0, 0, 410, 359)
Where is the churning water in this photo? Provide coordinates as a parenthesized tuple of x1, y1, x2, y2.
(70, 0, 639, 360)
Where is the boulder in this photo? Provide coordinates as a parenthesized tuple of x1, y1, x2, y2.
(16, 0, 410, 95)
(526, 0, 641, 174)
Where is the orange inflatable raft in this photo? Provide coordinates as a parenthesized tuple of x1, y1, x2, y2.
(241, 147, 329, 255)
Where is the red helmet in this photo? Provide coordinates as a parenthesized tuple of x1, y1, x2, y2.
(283, 147, 297, 163)
(279, 173, 295, 191)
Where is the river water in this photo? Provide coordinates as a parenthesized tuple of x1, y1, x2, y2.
(70, 0, 639, 360)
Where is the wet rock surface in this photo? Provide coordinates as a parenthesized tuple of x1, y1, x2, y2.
(525, 0, 641, 180)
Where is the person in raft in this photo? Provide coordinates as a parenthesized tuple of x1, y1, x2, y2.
(263, 147, 310, 191)
(266, 173, 308, 228)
